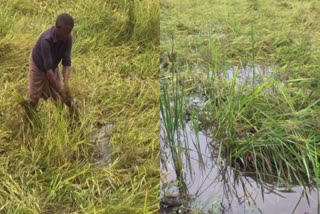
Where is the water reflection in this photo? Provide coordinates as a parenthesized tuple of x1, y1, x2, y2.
(223, 65, 274, 86)
(160, 122, 319, 214)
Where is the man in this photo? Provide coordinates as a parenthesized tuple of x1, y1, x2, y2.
(27, 13, 74, 111)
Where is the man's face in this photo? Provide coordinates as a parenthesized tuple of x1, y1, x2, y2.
(56, 26, 72, 42)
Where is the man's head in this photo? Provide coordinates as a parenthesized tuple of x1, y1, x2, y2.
(55, 13, 74, 41)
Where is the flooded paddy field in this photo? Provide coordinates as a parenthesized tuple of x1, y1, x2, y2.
(161, 0, 320, 213)
(160, 118, 320, 214)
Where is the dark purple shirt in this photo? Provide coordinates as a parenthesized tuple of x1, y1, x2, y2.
(32, 26, 72, 71)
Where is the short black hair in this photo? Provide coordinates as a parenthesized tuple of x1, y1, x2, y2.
(56, 13, 74, 28)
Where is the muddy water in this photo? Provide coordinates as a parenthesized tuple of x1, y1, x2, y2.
(161, 65, 320, 213)
(207, 64, 275, 87)
(91, 124, 114, 167)
(223, 65, 274, 86)
(160, 122, 319, 213)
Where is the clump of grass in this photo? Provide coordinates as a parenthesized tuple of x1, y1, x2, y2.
(161, 0, 320, 192)
(160, 38, 188, 195)
(205, 77, 320, 185)
(0, 2, 16, 36)
(0, 0, 159, 213)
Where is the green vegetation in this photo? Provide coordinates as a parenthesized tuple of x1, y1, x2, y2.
(160, 78, 187, 195)
(0, 0, 159, 213)
(161, 0, 320, 193)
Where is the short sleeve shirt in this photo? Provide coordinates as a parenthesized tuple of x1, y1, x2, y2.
(32, 26, 72, 71)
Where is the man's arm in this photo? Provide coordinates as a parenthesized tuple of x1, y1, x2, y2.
(40, 40, 65, 99)
(62, 66, 71, 90)
(46, 69, 64, 97)
(62, 36, 72, 94)
(62, 66, 73, 108)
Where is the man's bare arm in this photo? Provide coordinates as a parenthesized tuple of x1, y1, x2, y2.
(46, 69, 67, 104)
(62, 66, 73, 109)
(62, 66, 71, 90)
(46, 69, 62, 94)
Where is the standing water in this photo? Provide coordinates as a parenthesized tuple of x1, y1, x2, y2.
(160, 65, 320, 213)
(223, 65, 274, 86)
(160, 121, 319, 214)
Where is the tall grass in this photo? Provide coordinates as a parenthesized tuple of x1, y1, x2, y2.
(160, 38, 188, 195)
(0, 0, 159, 213)
(251, 22, 256, 87)
(161, 0, 320, 189)
(160, 81, 188, 195)
(206, 78, 320, 186)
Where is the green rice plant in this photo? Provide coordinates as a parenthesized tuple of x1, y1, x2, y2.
(248, 0, 259, 10)
(205, 77, 320, 186)
(251, 22, 256, 88)
(161, 0, 320, 210)
(311, 138, 320, 213)
(160, 86, 189, 195)
(208, 37, 219, 104)
(0, 2, 16, 36)
(160, 52, 188, 195)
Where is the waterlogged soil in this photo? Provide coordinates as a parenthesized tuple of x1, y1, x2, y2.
(160, 66, 319, 214)
(91, 124, 114, 167)
(223, 65, 274, 86)
(160, 122, 319, 214)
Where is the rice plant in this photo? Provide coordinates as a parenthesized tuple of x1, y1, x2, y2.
(0, 0, 159, 213)
(251, 22, 256, 88)
(160, 37, 188, 196)
(161, 1, 320, 211)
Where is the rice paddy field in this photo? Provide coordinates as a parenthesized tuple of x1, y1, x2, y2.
(161, 0, 320, 213)
(0, 0, 159, 213)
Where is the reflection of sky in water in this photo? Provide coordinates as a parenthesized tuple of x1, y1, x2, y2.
(160, 122, 319, 214)
(218, 65, 274, 86)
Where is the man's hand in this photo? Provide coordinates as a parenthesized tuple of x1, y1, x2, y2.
(46, 68, 73, 108)
(46, 69, 62, 94)
(61, 85, 79, 120)
(63, 83, 72, 100)
(64, 84, 70, 96)
(60, 88, 70, 104)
